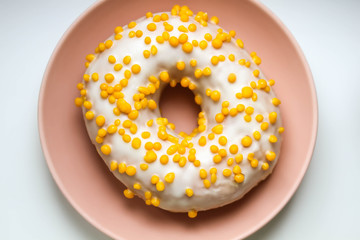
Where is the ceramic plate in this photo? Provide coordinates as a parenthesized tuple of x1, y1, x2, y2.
(38, 0, 317, 239)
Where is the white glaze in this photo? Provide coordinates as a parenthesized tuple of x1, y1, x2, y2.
(81, 12, 282, 212)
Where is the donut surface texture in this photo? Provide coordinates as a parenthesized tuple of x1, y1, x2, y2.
(75, 5, 284, 218)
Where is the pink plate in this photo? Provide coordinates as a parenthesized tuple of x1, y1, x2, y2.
(38, 0, 317, 239)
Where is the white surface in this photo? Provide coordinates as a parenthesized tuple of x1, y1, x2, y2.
(0, 0, 359, 239)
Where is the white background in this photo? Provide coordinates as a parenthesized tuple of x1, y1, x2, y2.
(1, 0, 359, 239)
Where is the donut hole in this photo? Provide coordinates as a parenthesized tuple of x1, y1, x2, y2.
(159, 84, 201, 134)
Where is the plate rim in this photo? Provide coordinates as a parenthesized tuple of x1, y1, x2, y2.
(38, 0, 318, 239)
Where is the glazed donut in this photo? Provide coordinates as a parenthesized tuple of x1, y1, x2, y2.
(75, 5, 284, 218)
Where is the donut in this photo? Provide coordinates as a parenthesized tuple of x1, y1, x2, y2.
(74, 5, 284, 218)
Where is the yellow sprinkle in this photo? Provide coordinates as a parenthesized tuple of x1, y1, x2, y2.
(114, 26, 123, 34)
(85, 111, 94, 120)
(235, 154, 243, 163)
(199, 136, 207, 146)
(242, 87, 253, 98)
(219, 55, 225, 61)
(74, 97, 83, 107)
(110, 161, 118, 171)
(188, 209, 197, 218)
(123, 189, 134, 199)
(151, 45, 158, 55)
(234, 174, 245, 183)
(140, 163, 148, 171)
(228, 54, 235, 61)
(210, 16, 219, 24)
(153, 14, 161, 22)
(148, 100, 157, 110)
(211, 56, 219, 65)
(147, 23, 156, 31)
(169, 36, 179, 47)
(156, 35, 164, 43)
(253, 131, 261, 140)
(131, 138, 141, 149)
(114, 64, 123, 71)
(194, 69, 203, 79)
(180, 14, 189, 22)
(160, 155, 169, 165)
(266, 151, 276, 161)
(204, 33, 212, 41)
(156, 181, 165, 191)
(203, 179, 211, 188)
(114, 34, 122, 40)
(151, 197, 160, 207)
(227, 157, 234, 166)
(278, 127, 285, 133)
(199, 169, 207, 179)
(190, 59, 197, 67)
(188, 23, 197, 32)
(233, 165, 241, 174)
(133, 183, 141, 190)
(178, 33, 188, 44)
(250, 159, 258, 168)
(85, 54, 95, 62)
(261, 122, 269, 131)
(269, 112, 277, 124)
(165, 23, 174, 32)
(229, 108, 238, 117)
(253, 70, 260, 78)
(161, 13, 169, 21)
(223, 169, 232, 177)
(269, 79, 275, 86)
(218, 149, 227, 158)
(128, 21, 136, 28)
(128, 31, 135, 38)
(182, 42, 193, 53)
(144, 150, 157, 163)
(253, 56, 262, 65)
(159, 71, 170, 82)
(144, 36, 151, 44)
(151, 175, 159, 184)
(143, 50, 150, 58)
(176, 61, 185, 71)
(105, 40, 113, 49)
(125, 166, 136, 176)
(122, 134, 131, 143)
(228, 73, 236, 83)
(107, 125, 117, 134)
(272, 98, 281, 106)
(210, 145, 219, 153)
(164, 172, 175, 183)
(269, 135, 278, 143)
(193, 160, 201, 167)
(262, 162, 269, 170)
(178, 25, 188, 32)
(241, 136, 252, 147)
(255, 114, 264, 122)
(218, 136, 227, 146)
(95, 116, 105, 127)
(229, 144, 238, 154)
(236, 39, 244, 48)
(185, 188, 193, 197)
(179, 157, 187, 167)
(203, 67, 211, 76)
(123, 56, 131, 65)
(213, 154, 222, 164)
(212, 38, 222, 49)
(210, 126, 222, 136)
(101, 144, 111, 155)
(210, 90, 221, 101)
